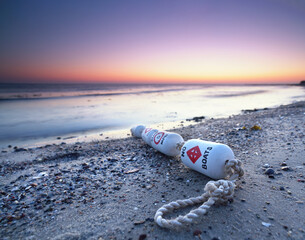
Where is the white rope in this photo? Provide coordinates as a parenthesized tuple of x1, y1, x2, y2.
(154, 159, 244, 229)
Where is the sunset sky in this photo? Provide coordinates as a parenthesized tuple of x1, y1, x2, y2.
(0, 0, 305, 84)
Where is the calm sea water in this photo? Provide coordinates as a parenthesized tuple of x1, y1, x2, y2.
(0, 83, 304, 149)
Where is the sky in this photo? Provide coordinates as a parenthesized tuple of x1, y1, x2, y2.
(0, 0, 305, 84)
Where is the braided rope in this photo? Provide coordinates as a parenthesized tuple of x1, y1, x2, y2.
(154, 159, 244, 229)
(224, 159, 244, 180)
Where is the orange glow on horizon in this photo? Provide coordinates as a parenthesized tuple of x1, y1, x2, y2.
(1, 68, 303, 84)
(1, 43, 304, 84)
(1, 57, 304, 84)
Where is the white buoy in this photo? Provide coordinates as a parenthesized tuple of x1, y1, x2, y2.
(131, 125, 146, 138)
(150, 130, 184, 157)
(141, 127, 158, 146)
(180, 139, 235, 179)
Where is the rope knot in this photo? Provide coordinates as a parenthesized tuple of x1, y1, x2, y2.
(204, 180, 235, 202)
(225, 159, 244, 180)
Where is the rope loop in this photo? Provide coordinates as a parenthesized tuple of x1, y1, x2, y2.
(154, 179, 236, 229)
(154, 159, 244, 229)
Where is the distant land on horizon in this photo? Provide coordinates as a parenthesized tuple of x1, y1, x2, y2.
(0, 80, 303, 87)
(0, 77, 303, 86)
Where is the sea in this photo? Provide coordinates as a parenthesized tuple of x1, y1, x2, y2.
(0, 83, 304, 149)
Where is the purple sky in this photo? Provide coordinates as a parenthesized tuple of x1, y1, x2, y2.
(0, 0, 305, 83)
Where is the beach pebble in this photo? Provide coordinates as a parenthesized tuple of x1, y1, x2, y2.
(262, 222, 271, 227)
(251, 125, 262, 130)
(33, 172, 48, 179)
(14, 148, 27, 152)
(193, 229, 202, 237)
(264, 168, 275, 175)
(281, 166, 291, 171)
(138, 234, 147, 240)
(133, 220, 145, 225)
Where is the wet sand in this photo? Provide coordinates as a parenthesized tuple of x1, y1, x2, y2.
(0, 101, 304, 240)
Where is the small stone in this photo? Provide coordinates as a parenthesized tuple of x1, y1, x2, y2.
(134, 220, 145, 225)
(251, 125, 262, 130)
(14, 148, 27, 152)
(138, 234, 147, 240)
(44, 206, 53, 212)
(113, 186, 121, 191)
(81, 163, 89, 169)
(264, 168, 275, 175)
(125, 168, 140, 174)
(280, 162, 287, 166)
(281, 166, 291, 171)
(33, 172, 48, 179)
(193, 229, 202, 237)
(262, 222, 271, 227)
(279, 186, 285, 191)
(36, 157, 43, 162)
(12, 186, 19, 191)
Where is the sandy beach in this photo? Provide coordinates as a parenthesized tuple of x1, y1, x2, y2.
(0, 101, 304, 240)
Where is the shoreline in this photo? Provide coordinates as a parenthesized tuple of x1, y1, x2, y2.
(0, 101, 304, 239)
(0, 119, 196, 152)
(0, 99, 301, 152)
(1, 84, 304, 150)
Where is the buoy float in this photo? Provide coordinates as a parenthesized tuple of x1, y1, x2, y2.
(132, 126, 184, 157)
(180, 139, 234, 179)
(130, 125, 146, 138)
(141, 127, 158, 146)
(151, 130, 184, 157)
(131, 125, 237, 178)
